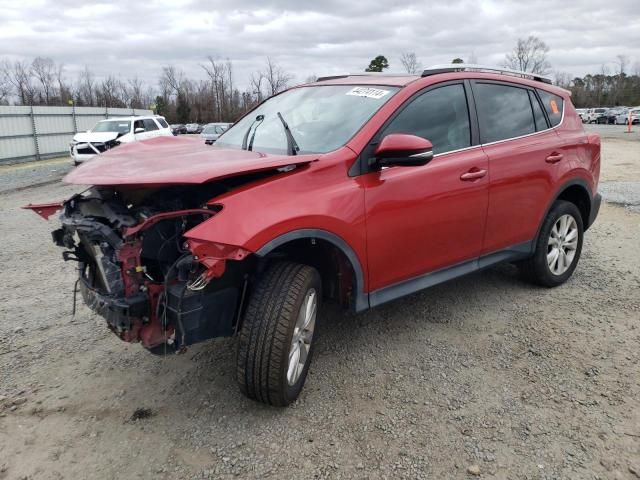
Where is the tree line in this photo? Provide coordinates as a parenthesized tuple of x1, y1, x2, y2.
(1, 40, 638, 123)
(375, 38, 640, 108)
(0, 56, 296, 124)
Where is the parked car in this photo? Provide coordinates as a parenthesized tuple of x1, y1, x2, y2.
(575, 108, 588, 122)
(185, 123, 202, 134)
(171, 124, 187, 135)
(69, 116, 173, 165)
(605, 108, 625, 124)
(201, 122, 232, 144)
(587, 108, 608, 124)
(27, 65, 601, 406)
(616, 108, 640, 125)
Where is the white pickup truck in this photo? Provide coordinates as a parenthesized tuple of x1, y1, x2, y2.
(69, 116, 173, 165)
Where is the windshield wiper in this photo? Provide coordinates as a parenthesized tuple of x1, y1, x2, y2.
(241, 114, 264, 151)
(276, 112, 300, 156)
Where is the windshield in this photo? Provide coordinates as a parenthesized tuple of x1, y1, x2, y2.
(92, 120, 131, 134)
(217, 85, 399, 155)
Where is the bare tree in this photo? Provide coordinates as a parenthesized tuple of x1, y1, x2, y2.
(31, 57, 57, 104)
(201, 56, 230, 120)
(0, 61, 12, 103)
(77, 66, 96, 105)
(400, 52, 421, 74)
(98, 75, 120, 107)
(249, 71, 265, 103)
(505, 36, 551, 74)
(161, 65, 185, 95)
(4, 60, 37, 104)
(55, 63, 72, 105)
(263, 57, 292, 96)
(553, 71, 572, 88)
(127, 77, 145, 109)
(615, 54, 629, 76)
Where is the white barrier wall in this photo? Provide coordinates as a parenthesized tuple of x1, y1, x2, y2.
(0, 106, 153, 164)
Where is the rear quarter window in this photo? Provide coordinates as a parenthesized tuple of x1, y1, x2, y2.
(529, 90, 548, 131)
(143, 119, 159, 131)
(537, 90, 564, 127)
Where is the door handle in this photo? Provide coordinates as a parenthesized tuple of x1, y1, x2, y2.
(545, 153, 564, 164)
(460, 168, 487, 181)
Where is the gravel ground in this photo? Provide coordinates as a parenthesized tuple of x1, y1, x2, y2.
(586, 124, 640, 213)
(0, 157, 72, 194)
(1, 132, 639, 480)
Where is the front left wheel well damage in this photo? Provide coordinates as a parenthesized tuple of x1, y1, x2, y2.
(253, 231, 368, 313)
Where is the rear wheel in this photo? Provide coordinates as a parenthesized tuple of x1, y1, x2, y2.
(519, 200, 584, 287)
(236, 262, 321, 406)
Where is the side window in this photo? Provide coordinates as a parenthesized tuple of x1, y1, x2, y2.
(537, 89, 564, 127)
(156, 118, 169, 128)
(143, 119, 159, 131)
(215, 126, 224, 134)
(529, 90, 548, 131)
(133, 119, 145, 131)
(382, 83, 471, 155)
(474, 83, 536, 143)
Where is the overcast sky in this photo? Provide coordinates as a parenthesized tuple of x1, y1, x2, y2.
(1, 0, 639, 89)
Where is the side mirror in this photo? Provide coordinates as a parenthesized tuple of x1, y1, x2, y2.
(374, 134, 434, 168)
(135, 127, 145, 134)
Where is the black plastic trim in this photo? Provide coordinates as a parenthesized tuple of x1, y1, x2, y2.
(534, 178, 594, 242)
(369, 241, 533, 308)
(587, 193, 601, 229)
(254, 229, 369, 312)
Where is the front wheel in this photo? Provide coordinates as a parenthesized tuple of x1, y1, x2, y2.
(236, 262, 321, 406)
(519, 200, 584, 287)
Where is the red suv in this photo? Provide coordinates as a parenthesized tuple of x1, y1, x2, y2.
(27, 65, 601, 406)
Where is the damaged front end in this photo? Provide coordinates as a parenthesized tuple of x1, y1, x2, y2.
(43, 185, 252, 353)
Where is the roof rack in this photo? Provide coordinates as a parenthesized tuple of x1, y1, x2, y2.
(315, 72, 416, 82)
(421, 64, 553, 84)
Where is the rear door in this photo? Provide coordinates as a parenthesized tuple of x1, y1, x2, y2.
(472, 81, 563, 254)
(362, 82, 490, 294)
(143, 118, 161, 139)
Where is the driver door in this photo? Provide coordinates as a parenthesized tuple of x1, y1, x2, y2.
(361, 82, 489, 300)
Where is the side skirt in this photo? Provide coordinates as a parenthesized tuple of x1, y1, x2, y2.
(368, 241, 533, 308)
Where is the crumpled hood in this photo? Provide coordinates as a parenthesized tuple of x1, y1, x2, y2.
(64, 135, 316, 186)
(72, 131, 120, 144)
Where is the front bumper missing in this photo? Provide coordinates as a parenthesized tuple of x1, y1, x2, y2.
(79, 277, 148, 332)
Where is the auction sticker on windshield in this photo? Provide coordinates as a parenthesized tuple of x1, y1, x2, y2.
(346, 87, 390, 99)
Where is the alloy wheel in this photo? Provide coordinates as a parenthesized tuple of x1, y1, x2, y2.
(287, 288, 317, 386)
(547, 214, 579, 275)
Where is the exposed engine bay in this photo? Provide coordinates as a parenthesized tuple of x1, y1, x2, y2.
(52, 178, 260, 353)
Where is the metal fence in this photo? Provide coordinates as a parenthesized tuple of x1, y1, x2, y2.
(0, 105, 153, 165)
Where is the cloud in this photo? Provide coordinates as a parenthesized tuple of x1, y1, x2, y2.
(0, 0, 639, 89)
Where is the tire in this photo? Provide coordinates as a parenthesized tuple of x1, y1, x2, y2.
(236, 262, 321, 406)
(519, 200, 584, 287)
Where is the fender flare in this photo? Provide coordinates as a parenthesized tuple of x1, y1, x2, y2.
(255, 229, 369, 312)
(533, 178, 595, 248)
